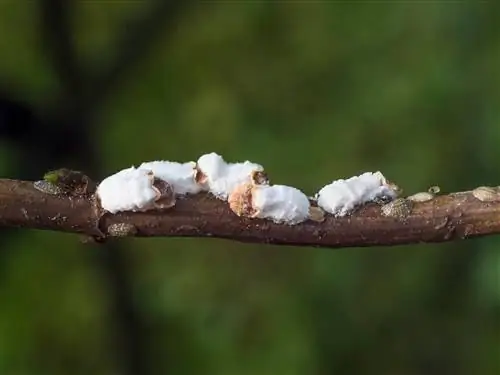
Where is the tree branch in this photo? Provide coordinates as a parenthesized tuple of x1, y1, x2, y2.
(1, 179, 499, 248)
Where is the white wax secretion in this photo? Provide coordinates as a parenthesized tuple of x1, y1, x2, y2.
(252, 184, 310, 225)
(97, 153, 397, 223)
(316, 171, 398, 217)
(139, 160, 202, 195)
(96, 167, 159, 214)
(196, 152, 264, 200)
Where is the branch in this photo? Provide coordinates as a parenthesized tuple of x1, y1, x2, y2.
(1, 179, 499, 248)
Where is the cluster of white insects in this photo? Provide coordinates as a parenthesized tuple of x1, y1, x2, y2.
(91, 152, 416, 224)
(44, 152, 500, 237)
(33, 152, 500, 239)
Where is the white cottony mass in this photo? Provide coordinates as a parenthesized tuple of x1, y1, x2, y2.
(96, 167, 174, 214)
(252, 184, 311, 225)
(228, 177, 311, 225)
(95, 153, 398, 224)
(315, 171, 399, 217)
(139, 160, 202, 195)
(196, 152, 266, 200)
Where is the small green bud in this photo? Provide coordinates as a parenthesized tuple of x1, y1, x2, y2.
(43, 170, 62, 184)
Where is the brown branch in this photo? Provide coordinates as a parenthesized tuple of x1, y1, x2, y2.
(1, 178, 499, 248)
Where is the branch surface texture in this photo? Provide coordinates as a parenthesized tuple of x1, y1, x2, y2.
(1, 178, 498, 248)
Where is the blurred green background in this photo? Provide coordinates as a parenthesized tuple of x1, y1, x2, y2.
(0, 1, 499, 375)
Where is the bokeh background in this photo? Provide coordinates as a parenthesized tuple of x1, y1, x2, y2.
(0, 1, 499, 375)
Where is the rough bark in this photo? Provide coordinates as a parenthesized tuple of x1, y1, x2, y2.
(0, 178, 499, 248)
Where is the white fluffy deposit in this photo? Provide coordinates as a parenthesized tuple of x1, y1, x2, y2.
(96, 153, 399, 226)
(139, 160, 202, 195)
(196, 152, 265, 200)
(252, 184, 311, 225)
(316, 171, 399, 217)
(97, 167, 165, 214)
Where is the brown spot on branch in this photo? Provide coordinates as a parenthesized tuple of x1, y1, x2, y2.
(0, 178, 499, 248)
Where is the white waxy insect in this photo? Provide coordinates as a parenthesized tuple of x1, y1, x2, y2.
(381, 198, 413, 219)
(138, 160, 202, 195)
(228, 172, 311, 225)
(107, 223, 138, 237)
(195, 152, 267, 200)
(96, 167, 176, 214)
(252, 185, 310, 224)
(471, 186, 500, 202)
(315, 171, 400, 217)
(33, 180, 65, 195)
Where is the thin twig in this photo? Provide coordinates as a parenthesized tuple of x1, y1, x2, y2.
(1, 179, 498, 248)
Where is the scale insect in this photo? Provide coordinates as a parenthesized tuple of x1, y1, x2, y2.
(308, 206, 325, 222)
(316, 171, 401, 217)
(381, 198, 413, 219)
(33, 180, 65, 195)
(195, 152, 268, 201)
(428, 185, 441, 194)
(471, 186, 500, 202)
(96, 167, 177, 214)
(228, 170, 311, 225)
(407, 192, 435, 203)
(107, 223, 138, 237)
